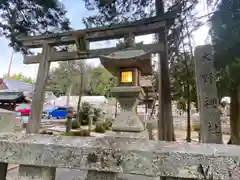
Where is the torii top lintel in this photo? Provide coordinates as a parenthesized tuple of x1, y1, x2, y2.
(17, 15, 169, 48)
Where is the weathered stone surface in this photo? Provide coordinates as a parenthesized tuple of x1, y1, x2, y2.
(1, 134, 240, 179)
(18, 165, 56, 180)
(106, 131, 149, 139)
(194, 45, 222, 143)
(86, 170, 117, 180)
(111, 86, 145, 132)
(117, 174, 159, 180)
(0, 109, 22, 133)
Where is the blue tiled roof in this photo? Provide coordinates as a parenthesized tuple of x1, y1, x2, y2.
(3, 77, 34, 92)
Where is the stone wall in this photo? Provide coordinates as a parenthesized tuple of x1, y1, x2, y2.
(148, 115, 231, 134)
(1, 133, 240, 180)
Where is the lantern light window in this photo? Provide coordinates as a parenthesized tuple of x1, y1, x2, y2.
(121, 71, 133, 83)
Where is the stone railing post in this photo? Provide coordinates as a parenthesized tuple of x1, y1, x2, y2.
(18, 165, 56, 180)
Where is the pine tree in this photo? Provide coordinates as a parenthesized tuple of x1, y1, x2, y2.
(0, 0, 70, 53)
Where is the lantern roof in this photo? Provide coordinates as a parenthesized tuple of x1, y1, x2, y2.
(100, 49, 152, 76)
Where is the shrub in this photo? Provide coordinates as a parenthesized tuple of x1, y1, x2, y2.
(93, 107, 102, 122)
(95, 122, 106, 133)
(77, 102, 102, 125)
(40, 130, 53, 135)
(59, 132, 75, 136)
(74, 129, 90, 136)
(59, 130, 91, 136)
(104, 118, 114, 130)
(192, 123, 200, 132)
(72, 119, 80, 129)
(79, 102, 91, 125)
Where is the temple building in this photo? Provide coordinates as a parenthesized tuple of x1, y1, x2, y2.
(0, 77, 56, 110)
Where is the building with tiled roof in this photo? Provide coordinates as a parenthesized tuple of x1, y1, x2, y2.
(139, 75, 157, 109)
(0, 77, 34, 92)
(0, 77, 57, 104)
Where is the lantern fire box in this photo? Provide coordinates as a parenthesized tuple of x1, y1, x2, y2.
(100, 43, 153, 133)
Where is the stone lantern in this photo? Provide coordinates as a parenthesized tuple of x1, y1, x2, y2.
(100, 38, 152, 137)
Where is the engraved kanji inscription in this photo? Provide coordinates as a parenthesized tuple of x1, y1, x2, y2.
(200, 73, 214, 84)
(201, 52, 212, 62)
(204, 97, 218, 108)
(208, 122, 221, 135)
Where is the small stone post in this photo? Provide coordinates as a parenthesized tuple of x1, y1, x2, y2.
(194, 45, 222, 144)
(88, 108, 94, 132)
(66, 108, 74, 133)
(66, 116, 72, 133)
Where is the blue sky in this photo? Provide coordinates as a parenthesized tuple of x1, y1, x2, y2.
(0, 0, 209, 80)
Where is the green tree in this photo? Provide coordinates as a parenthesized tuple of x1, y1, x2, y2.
(47, 62, 72, 96)
(170, 52, 197, 142)
(86, 67, 117, 97)
(3, 73, 34, 84)
(211, 0, 240, 144)
(0, 0, 70, 52)
(47, 61, 92, 96)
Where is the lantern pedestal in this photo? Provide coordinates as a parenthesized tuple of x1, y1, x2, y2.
(111, 86, 146, 133)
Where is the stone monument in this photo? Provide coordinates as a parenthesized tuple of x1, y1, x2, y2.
(194, 45, 222, 143)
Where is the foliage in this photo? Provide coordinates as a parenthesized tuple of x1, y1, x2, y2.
(211, 0, 240, 92)
(93, 107, 102, 122)
(94, 118, 113, 133)
(104, 117, 114, 130)
(170, 53, 197, 111)
(71, 119, 81, 129)
(60, 130, 91, 136)
(47, 64, 116, 97)
(47, 60, 91, 96)
(192, 123, 200, 132)
(86, 67, 117, 97)
(82, 0, 154, 27)
(78, 102, 102, 125)
(94, 122, 106, 133)
(3, 73, 34, 84)
(73, 129, 91, 136)
(79, 102, 92, 125)
(210, 0, 240, 144)
(39, 130, 53, 135)
(0, 0, 70, 53)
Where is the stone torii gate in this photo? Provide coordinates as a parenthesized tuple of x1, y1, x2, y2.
(17, 16, 169, 133)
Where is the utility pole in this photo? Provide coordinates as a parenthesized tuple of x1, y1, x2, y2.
(7, 50, 14, 77)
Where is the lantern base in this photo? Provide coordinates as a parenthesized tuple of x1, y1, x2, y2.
(111, 86, 145, 133)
